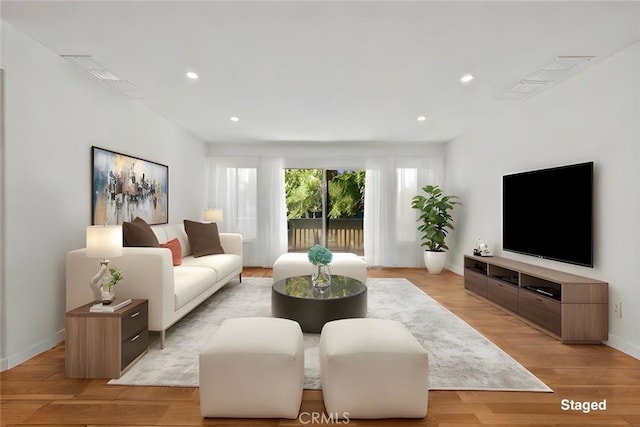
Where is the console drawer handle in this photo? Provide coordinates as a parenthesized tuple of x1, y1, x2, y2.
(130, 312, 140, 318)
(536, 298, 543, 302)
(131, 334, 140, 342)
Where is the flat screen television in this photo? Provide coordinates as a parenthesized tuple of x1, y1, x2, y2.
(502, 162, 593, 267)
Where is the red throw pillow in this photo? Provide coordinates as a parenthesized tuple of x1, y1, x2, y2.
(160, 238, 182, 266)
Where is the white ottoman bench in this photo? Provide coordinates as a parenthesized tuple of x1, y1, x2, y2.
(319, 318, 429, 419)
(272, 252, 367, 283)
(199, 317, 304, 418)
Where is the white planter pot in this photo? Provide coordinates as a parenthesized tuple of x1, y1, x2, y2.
(423, 251, 447, 274)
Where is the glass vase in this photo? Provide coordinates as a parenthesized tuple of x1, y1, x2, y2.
(101, 287, 116, 304)
(312, 264, 331, 289)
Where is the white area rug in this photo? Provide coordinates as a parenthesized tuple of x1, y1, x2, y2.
(109, 278, 551, 392)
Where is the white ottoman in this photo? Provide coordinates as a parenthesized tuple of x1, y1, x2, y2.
(320, 318, 429, 419)
(199, 317, 304, 418)
(272, 252, 367, 283)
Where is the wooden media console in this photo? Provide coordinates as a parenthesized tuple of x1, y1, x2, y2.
(464, 255, 608, 343)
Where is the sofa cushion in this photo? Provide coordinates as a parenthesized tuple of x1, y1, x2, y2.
(160, 238, 183, 266)
(151, 223, 192, 258)
(123, 217, 160, 247)
(181, 254, 242, 280)
(173, 266, 217, 310)
(184, 220, 225, 257)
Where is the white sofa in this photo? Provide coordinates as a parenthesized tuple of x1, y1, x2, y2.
(66, 223, 242, 348)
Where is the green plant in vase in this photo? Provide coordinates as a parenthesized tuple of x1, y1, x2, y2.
(101, 267, 124, 303)
(307, 245, 333, 288)
(106, 268, 124, 291)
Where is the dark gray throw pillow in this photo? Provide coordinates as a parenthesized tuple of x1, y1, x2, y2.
(184, 219, 225, 257)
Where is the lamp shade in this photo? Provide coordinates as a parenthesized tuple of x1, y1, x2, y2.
(204, 208, 223, 223)
(86, 225, 123, 258)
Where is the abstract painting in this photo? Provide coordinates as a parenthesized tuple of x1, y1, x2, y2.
(92, 146, 168, 225)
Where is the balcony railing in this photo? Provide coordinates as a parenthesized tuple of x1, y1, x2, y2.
(288, 218, 364, 255)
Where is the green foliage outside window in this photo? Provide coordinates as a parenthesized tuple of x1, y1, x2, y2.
(285, 169, 323, 219)
(327, 170, 365, 218)
(285, 169, 365, 219)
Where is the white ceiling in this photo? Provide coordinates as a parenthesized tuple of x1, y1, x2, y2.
(2, 1, 640, 145)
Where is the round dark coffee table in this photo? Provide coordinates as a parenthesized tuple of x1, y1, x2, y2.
(271, 275, 367, 333)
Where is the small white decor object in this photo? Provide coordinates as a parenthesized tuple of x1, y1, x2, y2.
(475, 239, 493, 257)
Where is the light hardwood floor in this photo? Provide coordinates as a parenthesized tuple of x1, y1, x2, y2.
(2, 267, 639, 426)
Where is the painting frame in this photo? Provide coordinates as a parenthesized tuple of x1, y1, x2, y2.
(91, 146, 169, 225)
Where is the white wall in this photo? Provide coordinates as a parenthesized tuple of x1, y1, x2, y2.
(444, 42, 640, 359)
(207, 141, 443, 168)
(0, 23, 207, 370)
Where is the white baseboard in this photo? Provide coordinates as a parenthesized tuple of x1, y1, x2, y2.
(605, 334, 640, 360)
(446, 262, 463, 276)
(0, 329, 64, 372)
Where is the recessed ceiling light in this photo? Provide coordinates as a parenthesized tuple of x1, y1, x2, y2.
(460, 74, 474, 83)
(186, 71, 198, 79)
(230, 116, 239, 122)
(417, 116, 427, 121)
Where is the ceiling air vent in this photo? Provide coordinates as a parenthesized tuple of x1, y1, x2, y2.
(61, 54, 147, 98)
(510, 80, 550, 94)
(497, 55, 594, 100)
(543, 56, 593, 71)
(61, 55, 120, 80)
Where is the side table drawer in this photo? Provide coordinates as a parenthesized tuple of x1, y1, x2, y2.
(121, 302, 148, 340)
(122, 329, 149, 370)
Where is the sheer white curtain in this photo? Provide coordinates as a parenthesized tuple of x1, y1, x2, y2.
(364, 156, 443, 267)
(208, 157, 257, 238)
(256, 157, 288, 267)
(207, 156, 287, 267)
(363, 157, 395, 266)
(208, 146, 443, 267)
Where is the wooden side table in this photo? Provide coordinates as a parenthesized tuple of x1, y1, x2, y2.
(65, 299, 149, 378)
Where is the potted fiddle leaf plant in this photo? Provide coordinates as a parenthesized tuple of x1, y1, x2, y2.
(411, 185, 461, 274)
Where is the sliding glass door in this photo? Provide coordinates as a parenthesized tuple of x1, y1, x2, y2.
(285, 168, 364, 255)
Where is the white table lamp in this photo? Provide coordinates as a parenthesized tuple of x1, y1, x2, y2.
(204, 208, 223, 223)
(86, 225, 123, 302)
